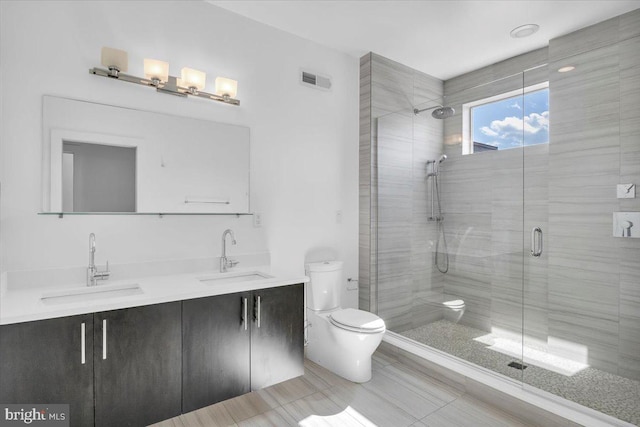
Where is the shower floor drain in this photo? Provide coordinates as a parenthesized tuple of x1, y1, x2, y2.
(508, 361, 528, 370)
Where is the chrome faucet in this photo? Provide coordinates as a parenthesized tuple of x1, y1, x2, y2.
(220, 229, 239, 272)
(87, 233, 110, 286)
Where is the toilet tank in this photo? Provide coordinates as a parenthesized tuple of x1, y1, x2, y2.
(305, 261, 343, 311)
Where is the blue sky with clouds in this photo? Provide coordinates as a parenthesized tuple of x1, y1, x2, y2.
(472, 88, 549, 149)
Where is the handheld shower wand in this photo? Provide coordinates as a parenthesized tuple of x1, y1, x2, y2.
(427, 155, 449, 273)
(433, 154, 447, 175)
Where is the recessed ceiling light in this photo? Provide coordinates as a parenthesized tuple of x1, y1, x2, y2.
(557, 65, 576, 73)
(510, 24, 540, 38)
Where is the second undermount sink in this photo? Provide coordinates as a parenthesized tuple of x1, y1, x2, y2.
(198, 271, 272, 286)
(41, 283, 143, 305)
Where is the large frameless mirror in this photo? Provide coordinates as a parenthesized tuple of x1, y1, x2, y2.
(42, 96, 250, 214)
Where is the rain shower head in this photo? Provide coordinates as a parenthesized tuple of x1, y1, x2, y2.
(431, 106, 455, 119)
(413, 105, 455, 119)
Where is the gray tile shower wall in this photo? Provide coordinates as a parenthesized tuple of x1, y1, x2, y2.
(359, 54, 373, 313)
(438, 8, 640, 379)
(618, 31, 640, 382)
(546, 9, 640, 378)
(359, 53, 445, 330)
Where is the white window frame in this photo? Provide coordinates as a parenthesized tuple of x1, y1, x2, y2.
(462, 81, 549, 155)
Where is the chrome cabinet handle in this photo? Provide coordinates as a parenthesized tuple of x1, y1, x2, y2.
(243, 297, 248, 331)
(102, 319, 107, 360)
(531, 227, 543, 257)
(81, 322, 86, 365)
(257, 295, 261, 328)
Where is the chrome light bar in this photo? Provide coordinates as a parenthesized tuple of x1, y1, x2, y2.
(89, 67, 240, 106)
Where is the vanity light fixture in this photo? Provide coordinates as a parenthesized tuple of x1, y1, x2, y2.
(181, 67, 207, 94)
(101, 47, 128, 77)
(144, 59, 169, 85)
(215, 77, 238, 99)
(91, 47, 240, 106)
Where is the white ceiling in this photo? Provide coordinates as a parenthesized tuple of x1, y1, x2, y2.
(209, 0, 640, 80)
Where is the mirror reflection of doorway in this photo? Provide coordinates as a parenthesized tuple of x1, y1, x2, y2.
(62, 141, 136, 212)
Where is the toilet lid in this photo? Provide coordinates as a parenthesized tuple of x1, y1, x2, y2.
(329, 308, 386, 333)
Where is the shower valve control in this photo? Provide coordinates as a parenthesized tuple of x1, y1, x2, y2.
(617, 183, 635, 199)
(613, 212, 640, 238)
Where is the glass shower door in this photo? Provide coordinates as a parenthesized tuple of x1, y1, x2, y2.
(522, 45, 640, 425)
(425, 73, 527, 382)
(376, 73, 529, 384)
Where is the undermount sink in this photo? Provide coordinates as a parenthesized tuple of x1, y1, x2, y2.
(41, 283, 143, 305)
(198, 271, 272, 286)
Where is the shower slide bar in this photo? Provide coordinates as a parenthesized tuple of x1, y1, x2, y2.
(426, 157, 445, 222)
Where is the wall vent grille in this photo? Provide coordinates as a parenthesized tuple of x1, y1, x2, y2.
(302, 72, 316, 85)
(300, 70, 332, 91)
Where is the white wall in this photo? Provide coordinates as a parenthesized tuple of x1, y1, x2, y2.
(0, 1, 359, 306)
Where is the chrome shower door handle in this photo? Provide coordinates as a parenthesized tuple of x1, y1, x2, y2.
(531, 227, 543, 257)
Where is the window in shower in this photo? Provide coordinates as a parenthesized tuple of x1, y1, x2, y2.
(462, 82, 549, 154)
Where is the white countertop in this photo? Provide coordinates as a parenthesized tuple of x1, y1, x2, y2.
(0, 267, 308, 325)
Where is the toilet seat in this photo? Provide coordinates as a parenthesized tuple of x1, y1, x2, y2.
(442, 299, 465, 309)
(329, 308, 386, 334)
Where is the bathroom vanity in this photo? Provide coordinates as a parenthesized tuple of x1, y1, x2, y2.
(0, 271, 305, 427)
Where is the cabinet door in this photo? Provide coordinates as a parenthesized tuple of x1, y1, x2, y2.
(251, 284, 304, 390)
(182, 292, 251, 412)
(94, 302, 181, 427)
(0, 314, 94, 427)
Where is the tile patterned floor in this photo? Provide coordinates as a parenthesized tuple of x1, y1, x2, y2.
(150, 349, 533, 427)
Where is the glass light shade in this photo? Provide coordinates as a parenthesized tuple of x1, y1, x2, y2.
(180, 67, 206, 91)
(101, 47, 128, 72)
(215, 77, 238, 98)
(144, 59, 169, 83)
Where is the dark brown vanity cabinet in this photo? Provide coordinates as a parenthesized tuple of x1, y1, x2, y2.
(182, 291, 252, 412)
(0, 314, 95, 427)
(93, 302, 182, 427)
(182, 284, 304, 412)
(0, 284, 303, 425)
(250, 284, 304, 390)
(0, 302, 182, 427)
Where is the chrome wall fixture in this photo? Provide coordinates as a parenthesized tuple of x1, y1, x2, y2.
(90, 47, 240, 106)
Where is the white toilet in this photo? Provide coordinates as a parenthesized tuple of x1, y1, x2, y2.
(424, 298, 466, 323)
(305, 261, 385, 383)
(442, 299, 466, 323)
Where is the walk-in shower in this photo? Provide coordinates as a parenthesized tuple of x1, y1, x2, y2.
(365, 32, 640, 424)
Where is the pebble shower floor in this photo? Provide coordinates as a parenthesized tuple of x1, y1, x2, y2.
(402, 319, 640, 425)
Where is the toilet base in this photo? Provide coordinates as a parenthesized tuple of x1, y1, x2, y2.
(306, 309, 384, 383)
(306, 346, 374, 383)
(443, 307, 465, 323)
(425, 300, 466, 324)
